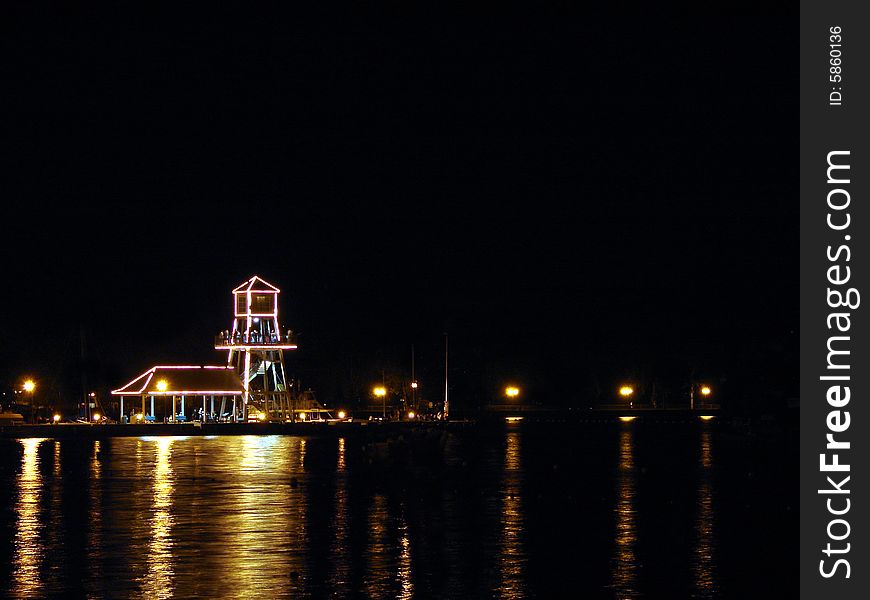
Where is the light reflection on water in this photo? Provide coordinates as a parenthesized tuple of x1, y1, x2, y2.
(693, 426, 717, 599)
(611, 426, 639, 599)
(0, 424, 757, 598)
(13, 438, 45, 598)
(499, 431, 525, 599)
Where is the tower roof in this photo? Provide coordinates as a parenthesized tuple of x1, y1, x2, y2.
(232, 275, 280, 294)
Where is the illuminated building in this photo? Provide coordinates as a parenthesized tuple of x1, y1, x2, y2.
(112, 275, 308, 423)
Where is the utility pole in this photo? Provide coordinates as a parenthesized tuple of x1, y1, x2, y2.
(443, 333, 449, 420)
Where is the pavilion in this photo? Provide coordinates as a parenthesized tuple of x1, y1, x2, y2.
(111, 365, 245, 423)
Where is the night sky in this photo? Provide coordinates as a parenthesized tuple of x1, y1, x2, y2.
(2, 6, 797, 414)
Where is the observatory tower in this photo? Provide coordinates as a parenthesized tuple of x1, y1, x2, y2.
(216, 275, 298, 421)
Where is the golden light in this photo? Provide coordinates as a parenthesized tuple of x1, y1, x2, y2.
(92, 413, 101, 422)
(23, 379, 35, 393)
(337, 410, 346, 419)
(299, 412, 307, 421)
(700, 385, 712, 396)
(699, 415, 715, 421)
(410, 382, 418, 389)
(619, 416, 637, 422)
(619, 385, 634, 397)
(135, 413, 144, 421)
(505, 386, 520, 398)
(52, 414, 61, 423)
(373, 386, 386, 397)
(407, 411, 416, 420)
(505, 416, 524, 422)
(257, 412, 266, 421)
(156, 379, 168, 392)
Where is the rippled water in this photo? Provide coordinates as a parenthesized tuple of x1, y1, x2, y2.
(0, 422, 796, 598)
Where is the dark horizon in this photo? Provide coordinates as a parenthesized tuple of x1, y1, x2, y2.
(1, 10, 797, 416)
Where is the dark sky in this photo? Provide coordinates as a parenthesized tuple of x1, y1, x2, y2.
(1, 6, 797, 412)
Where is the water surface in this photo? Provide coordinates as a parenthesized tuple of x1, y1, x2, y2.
(0, 422, 796, 598)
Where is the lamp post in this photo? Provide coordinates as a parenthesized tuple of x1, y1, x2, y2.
(505, 386, 520, 399)
(619, 384, 635, 409)
(374, 386, 387, 419)
(698, 384, 712, 409)
(23, 379, 36, 423)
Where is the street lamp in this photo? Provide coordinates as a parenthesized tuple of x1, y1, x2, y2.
(22, 379, 36, 423)
(505, 386, 520, 398)
(373, 386, 387, 419)
(619, 385, 635, 408)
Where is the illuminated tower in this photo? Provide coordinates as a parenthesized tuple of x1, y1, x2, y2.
(216, 275, 298, 421)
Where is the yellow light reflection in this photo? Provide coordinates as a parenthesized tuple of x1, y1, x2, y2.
(699, 415, 715, 421)
(13, 438, 46, 597)
(337, 437, 346, 472)
(498, 431, 525, 597)
(144, 437, 175, 600)
(398, 516, 414, 600)
(88, 440, 103, 584)
(330, 437, 350, 597)
(694, 428, 717, 597)
(611, 428, 640, 598)
(618, 416, 636, 422)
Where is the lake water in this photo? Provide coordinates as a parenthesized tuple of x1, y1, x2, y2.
(0, 421, 796, 598)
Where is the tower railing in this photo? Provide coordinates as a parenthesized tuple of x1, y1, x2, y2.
(215, 331, 296, 347)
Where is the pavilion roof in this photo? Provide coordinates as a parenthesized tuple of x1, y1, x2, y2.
(111, 366, 244, 396)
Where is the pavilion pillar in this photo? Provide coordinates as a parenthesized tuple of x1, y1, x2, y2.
(210, 395, 215, 420)
(142, 395, 146, 416)
(181, 395, 185, 419)
(172, 396, 177, 423)
(232, 397, 237, 422)
(120, 397, 124, 423)
(150, 396, 155, 417)
(202, 396, 207, 422)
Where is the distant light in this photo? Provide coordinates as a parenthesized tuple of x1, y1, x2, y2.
(337, 410, 346, 419)
(299, 412, 307, 420)
(89, 392, 96, 398)
(407, 411, 416, 420)
(699, 415, 715, 421)
(619, 385, 634, 397)
(505, 416, 524, 422)
(53, 414, 61, 423)
(23, 380, 35, 393)
(252, 317, 260, 323)
(92, 413, 101, 422)
(156, 379, 168, 392)
(505, 386, 520, 398)
(700, 386, 712, 396)
(410, 382, 418, 389)
(257, 412, 266, 421)
(135, 413, 144, 421)
(373, 386, 386, 397)
(619, 416, 637, 422)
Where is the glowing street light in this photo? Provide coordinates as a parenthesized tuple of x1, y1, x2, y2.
(23, 379, 36, 393)
(337, 410, 347, 420)
(619, 384, 635, 409)
(410, 382, 418, 389)
(505, 386, 520, 398)
(53, 414, 61, 423)
(156, 379, 168, 392)
(407, 410, 416, 420)
(374, 386, 387, 419)
(92, 412, 101, 422)
(700, 385, 712, 397)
